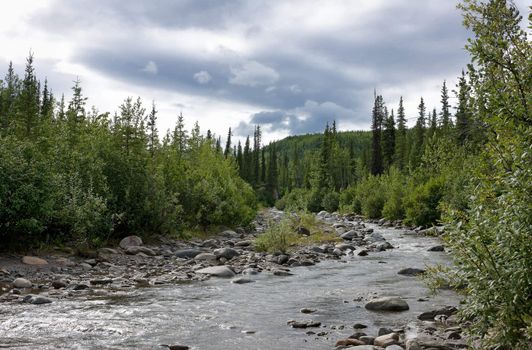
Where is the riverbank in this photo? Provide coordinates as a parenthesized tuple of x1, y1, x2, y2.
(0, 210, 468, 349)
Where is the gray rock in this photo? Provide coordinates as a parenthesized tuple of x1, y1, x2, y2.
(242, 268, 259, 275)
(364, 232, 385, 243)
(119, 235, 143, 249)
(194, 253, 217, 262)
(80, 263, 92, 270)
(297, 227, 311, 236)
(51, 280, 67, 289)
(21, 256, 48, 266)
(175, 249, 203, 259)
(365, 297, 410, 312)
(310, 246, 325, 253)
(417, 306, 457, 320)
(300, 308, 316, 314)
(231, 277, 254, 284)
(196, 266, 235, 278)
(397, 268, 426, 276)
(359, 336, 375, 345)
(13, 278, 32, 288)
(23, 295, 52, 305)
(341, 230, 357, 240)
(288, 320, 321, 328)
(98, 247, 118, 255)
(125, 246, 156, 256)
(378, 328, 394, 336)
(272, 269, 293, 276)
(428, 245, 445, 252)
(73, 283, 90, 290)
(90, 279, 113, 285)
(385, 345, 404, 350)
(235, 240, 252, 247)
(219, 230, 239, 238)
(275, 254, 289, 265)
(213, 247, 240, 260)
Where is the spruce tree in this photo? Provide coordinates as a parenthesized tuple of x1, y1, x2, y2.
(40, 78, 54, 121)
(395, 96, 407, 170)
(224, 127, 232, 158)
(428, 107, 437, 138)
(173, 112, 188, 157)
(440, 80, 451, 130)
(236, 141, 243, 175)
(370, 94, 385, 175)
(243, 136, 252, 183)
(147, 101, 159, 157)
(17, 53, 40, 137)
(455, 70, 471, 145)
(382, 108, 396, 169)
(0, 61, 18, 132)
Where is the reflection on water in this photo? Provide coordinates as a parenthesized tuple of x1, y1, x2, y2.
(0, 225, 459, 350)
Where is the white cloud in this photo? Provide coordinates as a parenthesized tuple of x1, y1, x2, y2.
(229, 60, 279, 87)
(141, 60, 158, 74)
(193, 70, 212, 84)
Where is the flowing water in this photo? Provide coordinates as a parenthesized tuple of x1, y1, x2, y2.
(0, 225, 460, 350)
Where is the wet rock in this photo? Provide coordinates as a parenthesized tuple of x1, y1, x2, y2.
(378, 328, 394, 336)
(22, 256, 48, 266)
(336, 338, 366, 347)
(374, 333, 399, 347)
(90, 279, 113, 285)
(300, 308, 316, 314)
(175, 249, 203, 259)
(365, 297, 410, 312)
(288, 320, 321, 328)
(310, 246, 325, 253)
(332, 248, 343, 256)
(13, 278, 32, 288)
(272, 269, 293, 276)
(242, 268, 259, 275)
(231, 277, 254, 284)
(73, 283, 90, 290)
(219, 230, 239, 238)
(398, 268, 426, 276)
(274, 254, 289, 265)
(349, 332, 367, 339)
(84, 259, 97, 266)
(125, 246, 156, 256)
(119, 235, 143, 249)
(196, 266, 235, 278)
(235, 240, 252, 247)
(23, 295, 52, 305)
(353, 323, 368, 329)
(160, 345, 189, 350)
(374, 241, 394, 250)
(213, 248, 240, 260)
(51, 280, 68, 289)
(364, 232, 385, 244)
(356, 249, 369, 256)
(417, 306, 457, 321)
(428, 245, 445, 252)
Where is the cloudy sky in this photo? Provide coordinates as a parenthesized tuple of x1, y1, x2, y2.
(0, 0, 527, 143)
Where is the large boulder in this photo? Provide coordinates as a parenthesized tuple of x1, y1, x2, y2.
(341, 230, 358, 240)
(196, 266, 235, 278)
(365, 297, 410, 312)
(417, 306, 457, 321)
(119, 235, 143, 249)
(397, 268, 426, 276)
(22, 256, 48, 266)
(374, 333, 399, 347)
(125, 246, 156, 256)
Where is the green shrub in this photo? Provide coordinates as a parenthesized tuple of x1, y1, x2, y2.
(382, 167, 405, 220)
(275, 188, 311, 212)
(404, 176, 445, 227)
(254, 218, 297, 253)
(321, 191, 339, 212)
(356, 175, 386, 219)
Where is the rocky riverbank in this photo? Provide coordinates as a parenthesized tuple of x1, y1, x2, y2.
(0, 209, 466, 350)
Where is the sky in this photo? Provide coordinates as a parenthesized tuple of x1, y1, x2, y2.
(0, 0, 528, 143)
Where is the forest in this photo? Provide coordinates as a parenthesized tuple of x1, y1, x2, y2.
(0, 0, 530, 348)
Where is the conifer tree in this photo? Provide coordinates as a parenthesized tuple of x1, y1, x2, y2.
(17, 53, 40, 137)
(395, 96, 407, 170)
(428, 107, 437, 138)
(57, 94, 66, 121)
(252, 125, 261, 184)
(243, 136, 252, 183)
(236, 140, 243, 175)
(410, 97, 426, 167)
(370, 94, 385, 175)
(440, 80, 451, 130)
(147, 101, 158, 157)
(224, 127, 232, 158)
(0, 61, 18, 132)
(173, 112, 188, 157)
(455, 70, 472, 145)
(382, 108, 396, 169)
(40, 78, 54, 121)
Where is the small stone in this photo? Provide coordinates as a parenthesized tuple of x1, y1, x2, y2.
(300, 308, 316, 314)
(80, 263, 92, 270)
(385, 345, 404, 350)
(374, 332, 399, 347)
(353, 323, 368, 329)
(98, 247, 118, 255)
(73, 283, 90, 290)
(397, 268, 426, 276)
(349, 332, 367, 339)
(214, 247, 240, 260)
(22, 256, 48, 266)
(231, 277, 254, 284)
(90, 279, 113, 285)
(359, 336, 375, 345)
(428, 245, 444, 252)
(51, 280, 67, 289)
(335, 338, 365, 347)
(175, 249, 203, 259)
(297, 227, 311, 236)
(23, 295, 52, 305)
(272, 269, 293, 276)
(13, 278, 32, 288)
(378, 328, 394, 336)
(194, 253, 217, 262)
(119, 235, 143, 249)
(125, 246, 156, 256)
(160, 345, 189, 350)
(288, 320, 321, 328)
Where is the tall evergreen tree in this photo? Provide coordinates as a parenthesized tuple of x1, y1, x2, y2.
(0, 61, 18, 132)
(455, 70, 472, 145)
(410, 97, 426, 167)
(252, 125, 261, 184)
(147, 101, 159, 157)
(57, 94, 66, 121)
(173, 112, 188, 157)
(224, 127, 232, 158)
(428, 107, 437, 138)
(440, 80, 451, 130)
(40, 78, 54, 121)
(395, 96, 407, 170)
(17, 53, 40, 137)
(382, 108, 396, 169)
(236, 140, 243, 175)
(243, 136, 252, 183)
(370, 94, 385, 175)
